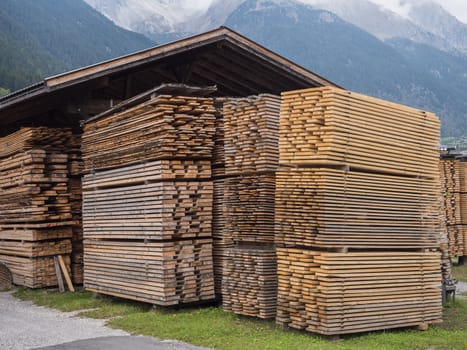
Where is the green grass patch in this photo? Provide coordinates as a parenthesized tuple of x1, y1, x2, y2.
(452, 262, 467, 282)
(13, 287, 149, 317)
(14, 288, 103, 312)
(108, 305, 467, 350)
(13, 288, 467, 350)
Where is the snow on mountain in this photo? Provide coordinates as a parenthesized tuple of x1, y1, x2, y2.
(408, 1, 467, 55)
(300, 0, 455, 53)
(190, 0, 245, 33)
(83, 0, 208, 36)
(83, 0, 467, 56)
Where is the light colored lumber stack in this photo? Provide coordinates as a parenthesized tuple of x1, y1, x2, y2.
(439, 158, 467, 257)
(275, 168, 440, 249)
(82, 93, 216, 306)
(276, 248, 442, 335)
(461, 161, 467, 256)
(275, 86, 442, 335)
(0, 127, 75, 288)
(222, 246, 277, 318)
(221, 94, 280, 317)
(279, 86, 440, 177)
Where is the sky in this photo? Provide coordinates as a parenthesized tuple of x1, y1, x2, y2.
(370, 0, 467, 23)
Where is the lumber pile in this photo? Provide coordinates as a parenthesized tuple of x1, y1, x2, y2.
(82, 94, 216, 306)
(276, 248, 442, 335)
(224, 95, 279, 175)
(275, 168, 440, 249)
(69, 134, 84, 284)
(0, 127, 75, 288)
(81, 95, 215, 171)
(439, 158, 467, 258)
(212, 177, 232, 296)
(275, 86, 442, 335)
(222, 246, 277, 319)
(84, 239, 213, 305)
(221, 95, 280, 318)
(279, 87, 439, 178)
(210, 98, 234, 296)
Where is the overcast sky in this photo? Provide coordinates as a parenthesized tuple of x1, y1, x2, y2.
(196, 0, 467, 24)
(370, 0, 467, 23)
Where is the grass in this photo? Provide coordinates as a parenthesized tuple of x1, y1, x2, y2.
(11, 288, 467, 350)
(13, 288, 150, 317)
(452, 261, 467, 282)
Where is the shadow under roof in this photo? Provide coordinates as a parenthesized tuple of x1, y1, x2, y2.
(0, 26, 337, 127)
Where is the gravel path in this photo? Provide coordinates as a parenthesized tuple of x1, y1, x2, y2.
(0, 291, 127, 350)
(456, 281, 467, 295)
(0, 291, 210, 350)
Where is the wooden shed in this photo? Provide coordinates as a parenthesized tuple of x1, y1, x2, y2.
(0, 27, 445, 336)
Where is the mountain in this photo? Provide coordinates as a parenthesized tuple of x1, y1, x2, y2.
(223, 0, 467, 137)
(83, 0, 467, 57)
(0, 0, 154, 92)
(305, 0, 455, 54)
(83, 0, 467, 139)
(3, 0, 465, 138)
(307, 0, 467, 57)
(408, 1, 467, 56)
(83, 0, 206, 41)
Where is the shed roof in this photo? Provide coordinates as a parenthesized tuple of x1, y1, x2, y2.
(0, 27, 336, 127)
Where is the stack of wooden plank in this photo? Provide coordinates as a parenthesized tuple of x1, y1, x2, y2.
(224, 174, 276, 244)
(82, 163, 213, 241)
(439, 158, 467, 257)
(210, 98, 234, 297)
(279, 87, 439, 178)
(81, 94, 215, 171)
(82, 94, 216, 306)
(221, 95, 280, 318)
(275, 168, 440, 249)
(222, 246, 277, 318)
(275, 86, 442, 335)
(212, 99, 226, 178)
(84, 239, 213, 305)
(211, 177, 232, 296)
(276, 248, 442, 335)
(224, 95, 279, 175)
(0, 127, 74, 288)
(69, 134, 84, 284)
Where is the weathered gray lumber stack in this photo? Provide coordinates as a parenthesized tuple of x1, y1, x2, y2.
(0, 127, 75, 288)
(210, 98, 231, 297)
(221, 94, 280, 319)
(275, 86, 442, 335)
(68, 134, 84, 284)
(81, 94, 216, 306)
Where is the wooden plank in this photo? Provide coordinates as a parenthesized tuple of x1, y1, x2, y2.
(84, 239, 215, 306)
(275, 248, 442, 335)
(58, 255, 75, 292)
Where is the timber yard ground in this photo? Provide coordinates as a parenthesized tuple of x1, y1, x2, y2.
(0, 263, 466, 350)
